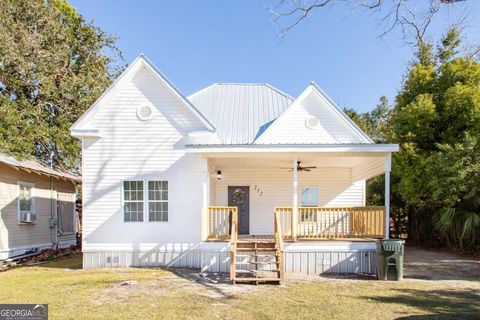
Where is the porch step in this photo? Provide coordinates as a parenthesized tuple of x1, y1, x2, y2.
(236, 254, 278, 258)
(236, 248, 277, 252)
(235, 261, 278, 265)
(231, 239, 283, 285)
(235, 269, 281, 274)
(233, 277, 281, 284)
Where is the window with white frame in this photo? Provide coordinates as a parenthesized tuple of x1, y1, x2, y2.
(18, 182, 36, 224)
(300, 187, 319, 222)
(123, 181, 144, 222)
(148, 181, 168, 222)
(301, 187, 319, 207)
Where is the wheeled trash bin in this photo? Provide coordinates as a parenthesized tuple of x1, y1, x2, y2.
(377, 239, 405, 281)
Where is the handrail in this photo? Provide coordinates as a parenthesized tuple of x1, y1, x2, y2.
(274, 210, 285, 284)
(274, 207, 294, 240)
(229, 208, 238, 283)
(207, 206, 238, 239)
(274, 211, 284, 252)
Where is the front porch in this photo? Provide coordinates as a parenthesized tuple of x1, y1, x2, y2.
(196, 150, 392, 283)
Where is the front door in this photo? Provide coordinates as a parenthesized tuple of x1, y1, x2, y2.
(228, 186, 249, 235)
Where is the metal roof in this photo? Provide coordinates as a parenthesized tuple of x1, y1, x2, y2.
(0, 152, 81, 182)
(188, 83, 294, 144)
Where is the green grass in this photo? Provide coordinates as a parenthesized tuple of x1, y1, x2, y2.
(0, 255, 478, 319)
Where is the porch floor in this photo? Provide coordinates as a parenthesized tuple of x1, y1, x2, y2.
(207, 235, 379, 242)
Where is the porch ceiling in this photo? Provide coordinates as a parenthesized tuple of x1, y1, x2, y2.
(210, 153, 385, 169)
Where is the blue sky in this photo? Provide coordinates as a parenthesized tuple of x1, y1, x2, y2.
(70, 1, 479, 112)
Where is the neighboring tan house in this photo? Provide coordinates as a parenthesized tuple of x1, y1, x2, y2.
(71, 55, 399, 283)
(0, 153, 81, 259)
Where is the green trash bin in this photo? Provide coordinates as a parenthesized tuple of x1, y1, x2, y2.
(377, 239, 405, 281)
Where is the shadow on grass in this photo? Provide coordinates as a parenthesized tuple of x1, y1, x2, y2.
(318, 273, 377, 281)
(362, 288, 480, 320)
(170, 269, 235, 299)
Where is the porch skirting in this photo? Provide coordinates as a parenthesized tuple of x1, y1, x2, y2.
(82, 241, 378, 275)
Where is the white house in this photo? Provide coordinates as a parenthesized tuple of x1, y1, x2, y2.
(71, 55, 398, 283)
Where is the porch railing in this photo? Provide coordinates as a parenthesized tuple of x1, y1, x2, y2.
(274, 206, 386, 239)
(207, 206, 238, 239)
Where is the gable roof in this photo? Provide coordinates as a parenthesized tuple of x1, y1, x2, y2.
(0, 152, 81, 183)
(253, 83, 373, 144)
(188, 83, 293, 144)
(70, 54, 215, 136)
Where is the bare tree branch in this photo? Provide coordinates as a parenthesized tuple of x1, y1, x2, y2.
(267, 0, 467, 42)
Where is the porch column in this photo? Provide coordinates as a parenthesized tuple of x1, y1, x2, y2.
(293, 157, 298, 241)
(201, 158, 210, 241)
(384, 153, 391, 239)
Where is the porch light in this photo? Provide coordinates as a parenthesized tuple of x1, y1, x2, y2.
(217, 170, 222, 180)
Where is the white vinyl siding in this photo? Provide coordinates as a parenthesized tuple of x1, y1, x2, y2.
(18, 182, 35, 224)
(123, 181, 144, 222)
(148, 181, 168, 222)
(214, 167, 364, 235)
(256, 88, 368, 144)
(80, 65, 206, 250)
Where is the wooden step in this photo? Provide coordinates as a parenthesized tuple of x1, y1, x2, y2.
(233, 277, 281, 283)
(236, 253, 278, 258)
(237, 240, 275, 244)
(235, 261, 278, 265)
(236, 248, 277, 252)
(235, 269, 281, 274)
(236, 244, 276, 249)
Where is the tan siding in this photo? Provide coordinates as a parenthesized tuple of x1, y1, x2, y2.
(0, 164, 76, 253)
(213, 167, 364, 235)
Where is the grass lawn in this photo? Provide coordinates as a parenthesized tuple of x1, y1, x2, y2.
(0, 255, 479, 320)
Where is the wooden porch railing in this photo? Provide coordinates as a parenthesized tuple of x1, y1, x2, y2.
(229, 208, 238, 283)
(273, 207, 294, 240)
(273, 210, 285, 284)
(207, 206, 238, 239)
(274, 206, 386, 239)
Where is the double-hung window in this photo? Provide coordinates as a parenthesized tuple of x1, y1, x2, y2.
(18, 182, 36, 224)
(123, 181, 144, 222)
(123, 180, 169, 222)
(148, 181, 168, 222)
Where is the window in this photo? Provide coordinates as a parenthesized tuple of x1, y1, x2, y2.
(148, 181, 168, 222)
(18, 182, 36, 224)
(300, 187, 319, 222)
(57, 191, 75, 235)
(123, 181, 144, 222)
(301, 187, 319, 207)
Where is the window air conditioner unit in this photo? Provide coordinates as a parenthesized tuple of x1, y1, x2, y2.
(21, 213, 36, 224)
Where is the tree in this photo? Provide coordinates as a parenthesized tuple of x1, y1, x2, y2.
(390, 28, 480, 249)
(268, 0, 467, 41)
(0, 0, 122, 171)
(343, 95, 391, 143)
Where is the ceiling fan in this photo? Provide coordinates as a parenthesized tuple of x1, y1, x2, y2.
(281, 161, 317, 172)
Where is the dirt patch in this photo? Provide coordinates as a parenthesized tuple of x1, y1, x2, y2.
(404, 246, 480, 280)
(93, 269, 276, 305)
